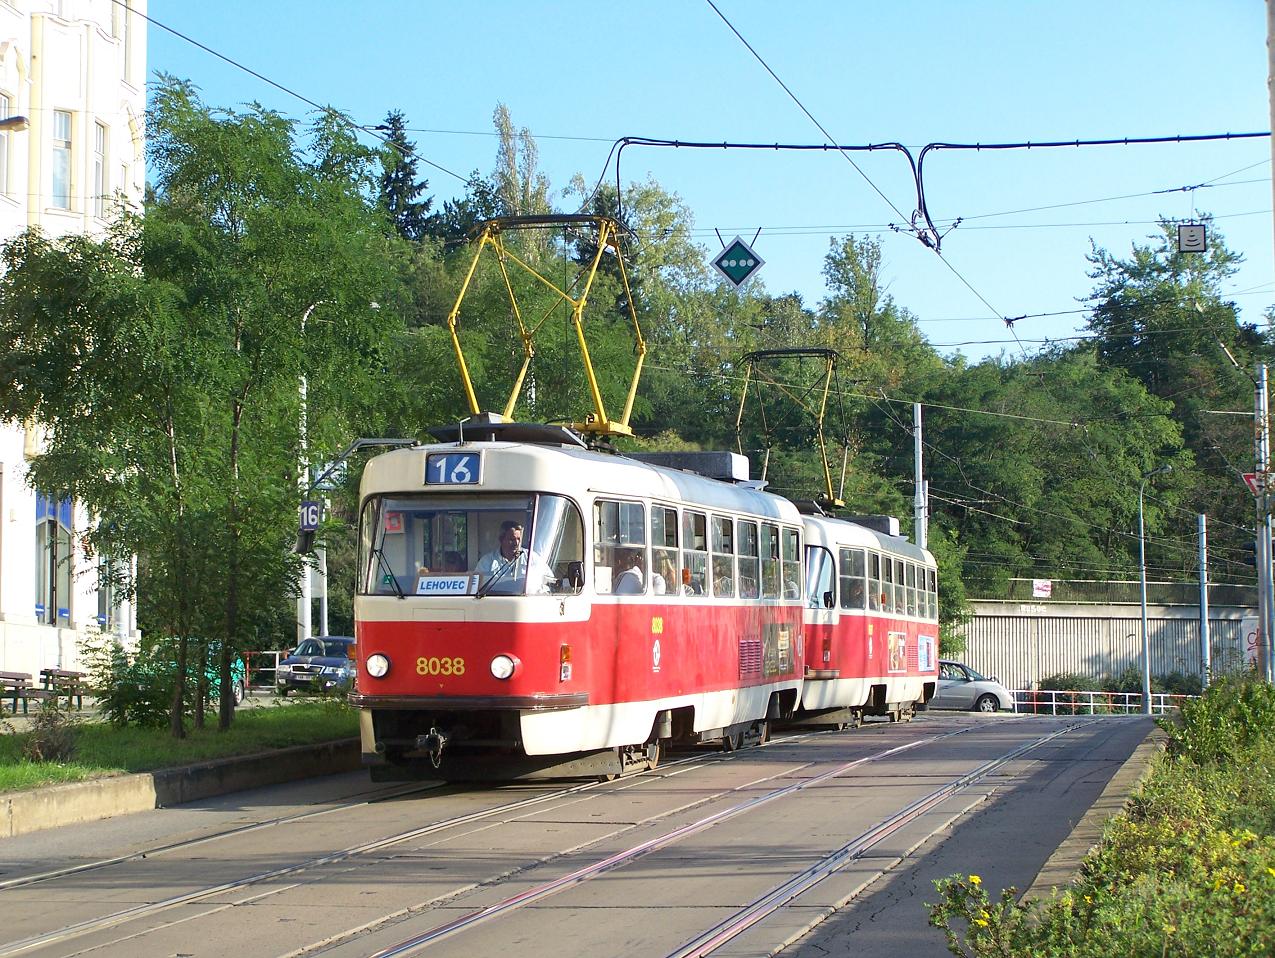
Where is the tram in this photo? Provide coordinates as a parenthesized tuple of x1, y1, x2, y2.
(351, 420, 806, 780)
(797, 511, 939, 726)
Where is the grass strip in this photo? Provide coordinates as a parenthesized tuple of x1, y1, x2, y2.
(0, 699, 357, 794)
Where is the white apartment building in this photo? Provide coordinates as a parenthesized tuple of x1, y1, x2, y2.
(0, 0, 145, 676)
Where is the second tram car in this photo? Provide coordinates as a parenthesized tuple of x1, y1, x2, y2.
(352, 423, 805, 780)
(798, 513, 939, 725)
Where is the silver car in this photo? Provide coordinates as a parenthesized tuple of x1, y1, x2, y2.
(931, 660, 1016, 713)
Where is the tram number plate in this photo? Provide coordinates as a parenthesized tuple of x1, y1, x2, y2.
(425, 453, 480, 485)
(416, 656, 465, 676)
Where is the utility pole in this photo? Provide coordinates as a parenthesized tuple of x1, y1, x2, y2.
(1256, 364, 1273, 682)
(1265, 0, 1275, 681)
(913, 402, 927, 549)
(1199, 514, 1210, 688)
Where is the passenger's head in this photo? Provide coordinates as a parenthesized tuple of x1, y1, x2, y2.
(442, 550, 466, 573)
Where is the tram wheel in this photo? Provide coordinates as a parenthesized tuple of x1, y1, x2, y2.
(721, 729, 744, 752)
(646, 740, 663, 769)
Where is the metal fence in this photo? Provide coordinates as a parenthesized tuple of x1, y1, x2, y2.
(1012, 688, 1193, 716)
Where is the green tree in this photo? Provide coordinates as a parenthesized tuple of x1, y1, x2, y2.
(376, 110, 433, 242)
(0, 78, 406, 735)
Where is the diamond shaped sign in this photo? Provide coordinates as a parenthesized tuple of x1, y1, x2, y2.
(712, 236, 765, 288)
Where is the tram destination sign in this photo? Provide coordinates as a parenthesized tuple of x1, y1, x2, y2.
(712, 236, 765, 288)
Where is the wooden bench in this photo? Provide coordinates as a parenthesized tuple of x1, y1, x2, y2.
(0, 671, 56, 714)
(39, 668, 86, 710)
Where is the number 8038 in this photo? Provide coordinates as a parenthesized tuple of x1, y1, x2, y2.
(416, 656, 465, 676)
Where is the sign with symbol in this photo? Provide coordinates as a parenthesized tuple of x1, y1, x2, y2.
(425, 452, 480, 485)
(299, 500, 322, 532)
(1243, 472, 1263, 497)
(1177, 223, 1207, 253)
(712, 236, 765, 288)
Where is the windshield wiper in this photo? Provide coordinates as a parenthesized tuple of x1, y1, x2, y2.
(372, 547, 406, 599)
(475, 550, 523, 599)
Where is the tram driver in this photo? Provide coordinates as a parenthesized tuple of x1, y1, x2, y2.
(476, 520, 554, 594)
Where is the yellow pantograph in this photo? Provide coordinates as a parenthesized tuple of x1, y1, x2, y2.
(445, 214, 646, 438)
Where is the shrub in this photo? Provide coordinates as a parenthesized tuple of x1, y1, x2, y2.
(20, 699, 78, 763)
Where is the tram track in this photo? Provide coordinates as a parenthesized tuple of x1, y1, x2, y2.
(288, 717, 1069, 958)
(0, 780, 446, 892)
(0, 726, 841, 958)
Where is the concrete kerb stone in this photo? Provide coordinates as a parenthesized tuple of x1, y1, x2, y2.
(1, 737, 360, 839)
(1020, 723, 1168, 904)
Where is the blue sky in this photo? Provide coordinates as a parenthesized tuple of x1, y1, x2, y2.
(148, 1, 1272, 362)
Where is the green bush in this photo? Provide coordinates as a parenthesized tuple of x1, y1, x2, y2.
(1040, 672, 1101, 691)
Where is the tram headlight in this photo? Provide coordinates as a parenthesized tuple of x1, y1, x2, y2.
(490, 654, 519, 681)
(366, 654, 390, 678)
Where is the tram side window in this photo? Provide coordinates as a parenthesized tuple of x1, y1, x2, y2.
(738, 520, 760, 599)
(594, 499, 647, 595)
(838, 547, 866, 610)
(894, 559, 906, 615)
(759, 523, 780, 598)
(881, 555, 895, 614)
(926, 567, 937, 619)
(711, 515, 735, 597)
(652, 505, 680, 596)
(682, 510, 708, 595)
(868, 552, 882, 611)
(782, 527, 801, 599)
(906, 562, 918, 616)
(805, 545, 834, 608)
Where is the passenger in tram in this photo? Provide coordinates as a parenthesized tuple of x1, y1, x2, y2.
(475, 520, 554, 593)
(440, 550, 467, 573)
(613, 549, 645, 594)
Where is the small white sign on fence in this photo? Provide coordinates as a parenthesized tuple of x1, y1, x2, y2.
(1032, 579, 1053, 598)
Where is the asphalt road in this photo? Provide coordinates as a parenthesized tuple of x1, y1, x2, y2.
(0, 711, 1155, 958)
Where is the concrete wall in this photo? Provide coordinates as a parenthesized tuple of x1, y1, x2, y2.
(959, 600, 1251, 689)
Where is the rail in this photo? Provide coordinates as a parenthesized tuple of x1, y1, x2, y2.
(1012, 688, 1194, 716)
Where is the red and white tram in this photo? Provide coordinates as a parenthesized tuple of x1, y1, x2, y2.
(351, 421, 806, 780)
(798, 513, 939, 726)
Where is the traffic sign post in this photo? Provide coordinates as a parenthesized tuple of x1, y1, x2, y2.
(1243, 471, 1263, 497)
(712, 236, 765, 288)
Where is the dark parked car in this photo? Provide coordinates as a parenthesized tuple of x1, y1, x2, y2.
(276, 636, 356, 696)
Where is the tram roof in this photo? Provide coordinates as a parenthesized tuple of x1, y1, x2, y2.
(361, 439, 803, 523)
(802, 512, 934, 565)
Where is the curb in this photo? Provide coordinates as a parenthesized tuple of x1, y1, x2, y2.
(1020, 723, 1167, 903)
(1, 737, 360, 839)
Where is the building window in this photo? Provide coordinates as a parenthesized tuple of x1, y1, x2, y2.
(93, 122, 107, 218)
(35, 494, 73, 626)
(52, 110, 71, 209)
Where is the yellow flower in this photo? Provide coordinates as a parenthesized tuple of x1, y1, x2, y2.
(974, 918, 989, 928)
(1234, 882, 1246, 894)
(1266, 867, 1275, 879)
(969, 875, 982, 886)
(1083, 895, 1094, 905)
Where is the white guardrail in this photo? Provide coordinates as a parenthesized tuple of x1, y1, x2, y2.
(1012, 689, 1195, 715)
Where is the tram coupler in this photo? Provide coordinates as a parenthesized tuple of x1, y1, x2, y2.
(417, 728, 448, 768)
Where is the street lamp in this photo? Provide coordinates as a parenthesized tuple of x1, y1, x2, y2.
(0, 115, 29, 132)
(1139, 463, 1172, 716)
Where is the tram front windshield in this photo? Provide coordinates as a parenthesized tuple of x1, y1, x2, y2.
(358, 493, 584, 597)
